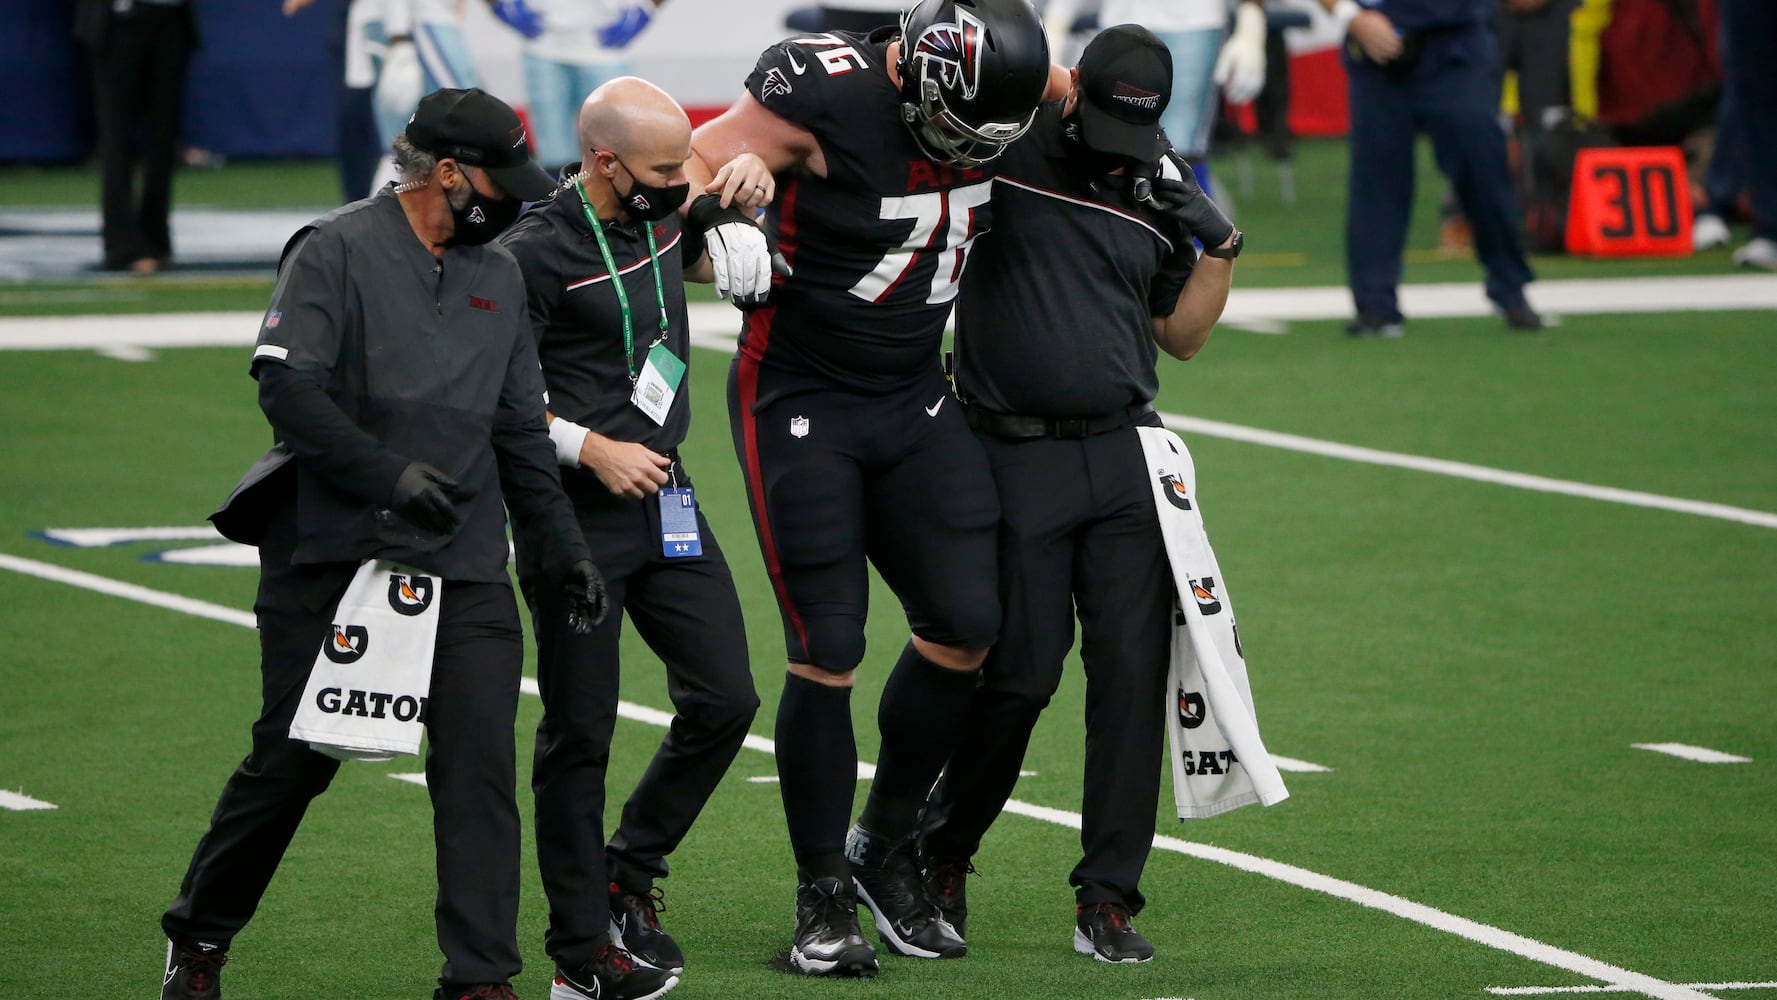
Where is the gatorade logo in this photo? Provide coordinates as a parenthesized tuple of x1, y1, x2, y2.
(323, 624, 370, 664)
(1190, 576, 1222, 616)
(1158, 473, 1193, 510)
(1177, 687, 1206, 730)
(387, 573, 435, 616)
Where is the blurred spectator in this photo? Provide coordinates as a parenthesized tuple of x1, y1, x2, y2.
(1692, 11, 1741, 252)
(77, 0, 198, 273)
(1099, 0, 1267, 161)
(501, 0, 667, 171)
(1594, 0, 1717, 147)
(1497, 0, 1576, 135)
(1322, 0, 1540, 335)
(1718, 0, 1775, 269)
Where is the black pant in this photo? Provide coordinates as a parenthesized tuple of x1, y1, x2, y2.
(924, 424, 1172, 912)
(522, 466, 757, 971)
(162, 506, 526, 988)
(87, 3, 192, 267)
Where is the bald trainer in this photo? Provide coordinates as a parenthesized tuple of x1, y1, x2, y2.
(499, 77, 778, 1000)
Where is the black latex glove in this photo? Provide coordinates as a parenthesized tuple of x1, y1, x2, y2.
(1143, 166, 1237, 251)
(563, 558, 609, 634)
(388, 462, 460, 535)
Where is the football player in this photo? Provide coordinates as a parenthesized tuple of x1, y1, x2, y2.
(684, 0, 1063, 978)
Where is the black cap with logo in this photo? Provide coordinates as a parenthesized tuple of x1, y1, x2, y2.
(1076, 24, 1173, 161)
(405, 88, 555, 201)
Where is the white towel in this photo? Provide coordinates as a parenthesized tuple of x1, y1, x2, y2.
(289, 559, 441, 761)
(1137, 426, 1289, 819)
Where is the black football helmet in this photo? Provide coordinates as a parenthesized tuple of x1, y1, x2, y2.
(895, 0, 1051, 167)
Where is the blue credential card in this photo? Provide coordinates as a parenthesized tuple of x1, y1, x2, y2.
(659, 487, 702, 558)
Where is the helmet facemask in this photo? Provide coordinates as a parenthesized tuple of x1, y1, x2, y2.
(897, 1, 1039, 168)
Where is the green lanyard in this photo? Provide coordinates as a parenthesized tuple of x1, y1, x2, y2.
(575, 178, 670, 383)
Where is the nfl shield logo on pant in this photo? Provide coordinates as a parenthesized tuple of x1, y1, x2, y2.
(790, 416, 810, 438)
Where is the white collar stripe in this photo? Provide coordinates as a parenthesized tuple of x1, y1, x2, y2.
(995, 177, 1173, 253)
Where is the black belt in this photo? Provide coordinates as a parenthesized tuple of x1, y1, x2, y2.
(964, 403, 1157, 440)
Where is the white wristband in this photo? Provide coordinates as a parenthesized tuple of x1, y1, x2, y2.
(1331, 0, 1362, 30)
(547, 417, 590, 468)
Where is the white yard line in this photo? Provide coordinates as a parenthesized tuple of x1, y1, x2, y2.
(4, 289, 1776, 533)
(1631, 743, 1752, 764)
(0, 790, 58, 811)
(0, 556, 1728, 1000)
(1489, 984, 1777, 996)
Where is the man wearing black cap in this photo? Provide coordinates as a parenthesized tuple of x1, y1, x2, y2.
(158, 88, 607, 1000)
(918, 24, 1240, 964)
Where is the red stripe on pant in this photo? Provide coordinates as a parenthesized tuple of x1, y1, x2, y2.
(736, 310, 811, 662)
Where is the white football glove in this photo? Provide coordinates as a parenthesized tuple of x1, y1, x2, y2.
(706, 220, 773, 306)
(1214, 3, 1268, 106)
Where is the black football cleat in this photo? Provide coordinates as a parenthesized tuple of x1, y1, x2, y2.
(551, 939, 678, 1000)
(1498, 302, 1545, 331)
(610, 882, 685, 975)
(925, 858, 974, 941)
(1345, 314, 1405, 339)
(161, 939, 227, 1000)
(1074, 902, 1155, 964)
(434, 986, 520, 1000)
(789, 876, 879, 977)
(846, 824, 966, 959)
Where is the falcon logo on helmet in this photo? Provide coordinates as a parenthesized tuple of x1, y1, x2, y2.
(896, 0, 1051, 168)
(909, 6, 985, 102)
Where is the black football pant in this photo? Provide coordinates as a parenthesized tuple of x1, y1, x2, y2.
(87, 2, 191, 267)
(163, 508, 526, 987)
(522, 465, 757, 972)
(924, 422, 1172, 912)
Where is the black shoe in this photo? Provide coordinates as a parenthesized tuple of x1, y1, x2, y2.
(1345, 314, 1405, 339)
(435, 986, 519, 1000)
(845, 824, 966, 958)
(925, 858, 974, 941)
(162, 939, 227, 1000)
(610, 882, 685, 974)
(790, 876, 879, 977)
(1498, 302, 1544, 331)
(552, 940, 678, 1000)
(1073, 902, 1155, 964)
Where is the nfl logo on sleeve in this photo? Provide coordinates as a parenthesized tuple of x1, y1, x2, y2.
(790, 416, 810, 438)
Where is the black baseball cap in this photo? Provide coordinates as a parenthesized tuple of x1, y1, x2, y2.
(1076, 24, 1173, 161)
(405, 88, 555, 201)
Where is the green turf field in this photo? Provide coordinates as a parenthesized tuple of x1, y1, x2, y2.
(2, 147, 1774, 1000)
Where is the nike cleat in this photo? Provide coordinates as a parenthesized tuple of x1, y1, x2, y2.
(926, 858, 974, 941)
(161, 939, 227, 1000)
(1073, 902, 1155, 963)
(551, 939, 678, 1000)
(434, 986, 519, 1000)
(789, 876, 879, 977)
(610, 882, 684, 975)
(846, 824, 965, 959)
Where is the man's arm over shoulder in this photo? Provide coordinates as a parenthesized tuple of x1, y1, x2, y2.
(689, 38, 830, 187)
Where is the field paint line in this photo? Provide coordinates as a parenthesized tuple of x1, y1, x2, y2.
(1631, 743, 1752, 764)
(9, 312, 1777, 531)
(749, 768, 1039, 784)
(0, 552, 257, 629)
(389, 773, 428, 788)
(1272, 755, 1333, 773)
(1489, 984, 1777, 995)
(1157, 414, 1777, 531)
(35, 526, 225, 547)
(0, 556, 1723, 1000)
(0, 790, 59, 811)
(95, 345, 155, 362)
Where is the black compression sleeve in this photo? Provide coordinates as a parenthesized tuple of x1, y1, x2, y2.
(256, 363, 410, 506)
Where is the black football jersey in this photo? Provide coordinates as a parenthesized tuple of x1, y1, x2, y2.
(742, 29, 999, 394)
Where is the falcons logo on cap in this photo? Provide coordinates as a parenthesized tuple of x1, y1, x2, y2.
(911, 6, 984, 101)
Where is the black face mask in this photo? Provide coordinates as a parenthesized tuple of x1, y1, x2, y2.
(1061, 111, 1136, 179)
(444, 175, 522, 247)
(611, 156, 691, 221)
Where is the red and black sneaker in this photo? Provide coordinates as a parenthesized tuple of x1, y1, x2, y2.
(925, 858, 975, 941)
(1073, 901, 1154, 964)
(609, 882, 684, 975)
(551, 939, 678, 1000)
(433, 985, 519, 1000)
(161, 939, 227, 1000)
